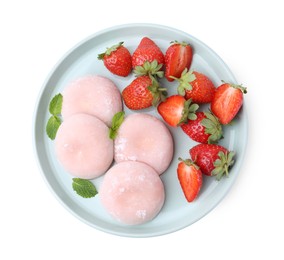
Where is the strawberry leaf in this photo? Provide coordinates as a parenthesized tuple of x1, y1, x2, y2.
(178, 98, 199, 125)
(201, 111, 223, 144)
(98, 42, 124, 59)
(133, 60, 164, 78)
(147, 75, 167, 107)
(171, 69, 196, 96)
(212, 151, 235, 180)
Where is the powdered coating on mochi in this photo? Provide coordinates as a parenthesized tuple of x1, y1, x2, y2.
(61, 75, 122, 126)
(114, 113, 174, 175)
(100, 161, 165, 225)
(55, 114, 113, 179)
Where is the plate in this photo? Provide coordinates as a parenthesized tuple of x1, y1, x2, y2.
(33, 23, 248, 237)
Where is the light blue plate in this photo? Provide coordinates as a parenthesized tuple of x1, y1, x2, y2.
(33, 23, 248, 237)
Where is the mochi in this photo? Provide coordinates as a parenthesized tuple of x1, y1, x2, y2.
(55, 113, 113, 179)
(61, 75, 122, 126)
(114, 113, 174, 175)
(100, 161, 165, 225)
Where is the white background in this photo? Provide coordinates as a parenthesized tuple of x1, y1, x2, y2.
(1, 0, 283, 259)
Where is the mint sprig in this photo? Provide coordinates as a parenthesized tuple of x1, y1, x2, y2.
(46, 93, 62, 140)
(109, 111, 125, 140)
(72, 178, 98, 198)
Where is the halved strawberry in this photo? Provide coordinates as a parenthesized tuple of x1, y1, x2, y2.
(165, 41, 193, 82)
(181, 111, 223, 143)
(122, 75, 167, 110)
(132, 37, 165, 68)
(157, 95, 199, 127)
(211, 82, 247, 124)
(177, 158, 202, 202)
(171, 69, 216, 103)
(189, 144, 235, 180)
(98, 42, 132, 77)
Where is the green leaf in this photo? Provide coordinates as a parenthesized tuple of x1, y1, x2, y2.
(98, 42, 124, 59)
(173, 69, 196, 96)
(49, 93, 63, 116)
(72, 178, 98, 198)
(188, 113, 197, 120)
(201, 111, 223, 144)
(109, 111, 125, 139)
(133, 60, 164, 79)
(212, 150, 236, 180)
(46, 115, 61, 140)
(188, 103, 199, 113)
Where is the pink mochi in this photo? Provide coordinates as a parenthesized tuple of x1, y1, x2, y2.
(55, 114, 113, 179)
(61, 75, 122, 126)
(100, 161, 165, 225)
(114, 113, 174, 175)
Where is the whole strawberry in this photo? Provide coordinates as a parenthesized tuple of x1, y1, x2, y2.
(181, 111, 223, 143)
(172, 69, 216, 103)
(211, 82, 247, 124)
(177, 158, 202, 202)
(165, 41, 193, 82)
(132, 37, 165, 68)
(98, 42, 132, 77)
(157, 95, 199, 127)
(122, 75, 167, 110)
(189, 144, 235, 180)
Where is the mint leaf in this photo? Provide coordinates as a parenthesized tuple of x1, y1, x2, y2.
(46, 93, 62, 140)
(46, 115, 61, 140)
(72, 178, 98, 198)
(49, 93, 63, 116)
(109, 111, 125, 140)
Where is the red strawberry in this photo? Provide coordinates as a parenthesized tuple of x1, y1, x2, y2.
(165, 41, 193, 82)
(172, 69, 216, 103)
(157, 95, 199, 127)
(189, 144, 235, 180)
(122, 75, 167, 110)
(211, 82, 247, 124)
(132, 37, 165, 68)
(181, 111, 223, 143)
(177, 158, 202, 202)
(98, 42, 132, 77)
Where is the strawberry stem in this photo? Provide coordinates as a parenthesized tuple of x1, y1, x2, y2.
(178, 157, 199, 169)
(221, 80, 247, 94)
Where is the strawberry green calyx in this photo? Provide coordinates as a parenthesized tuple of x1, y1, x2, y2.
(179, 98, 199, 125)
(98, 42, 124, 60)
(221, 80, 247, 94)
(134, 60, 164, 79)
(178, 157, 199, 169)
(170, 40, 190, 47)
(170, 68, 196, 96)
(212, 151, 235, 181)
(201, 111, 223, 144)
(147, 75, 167, 107)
